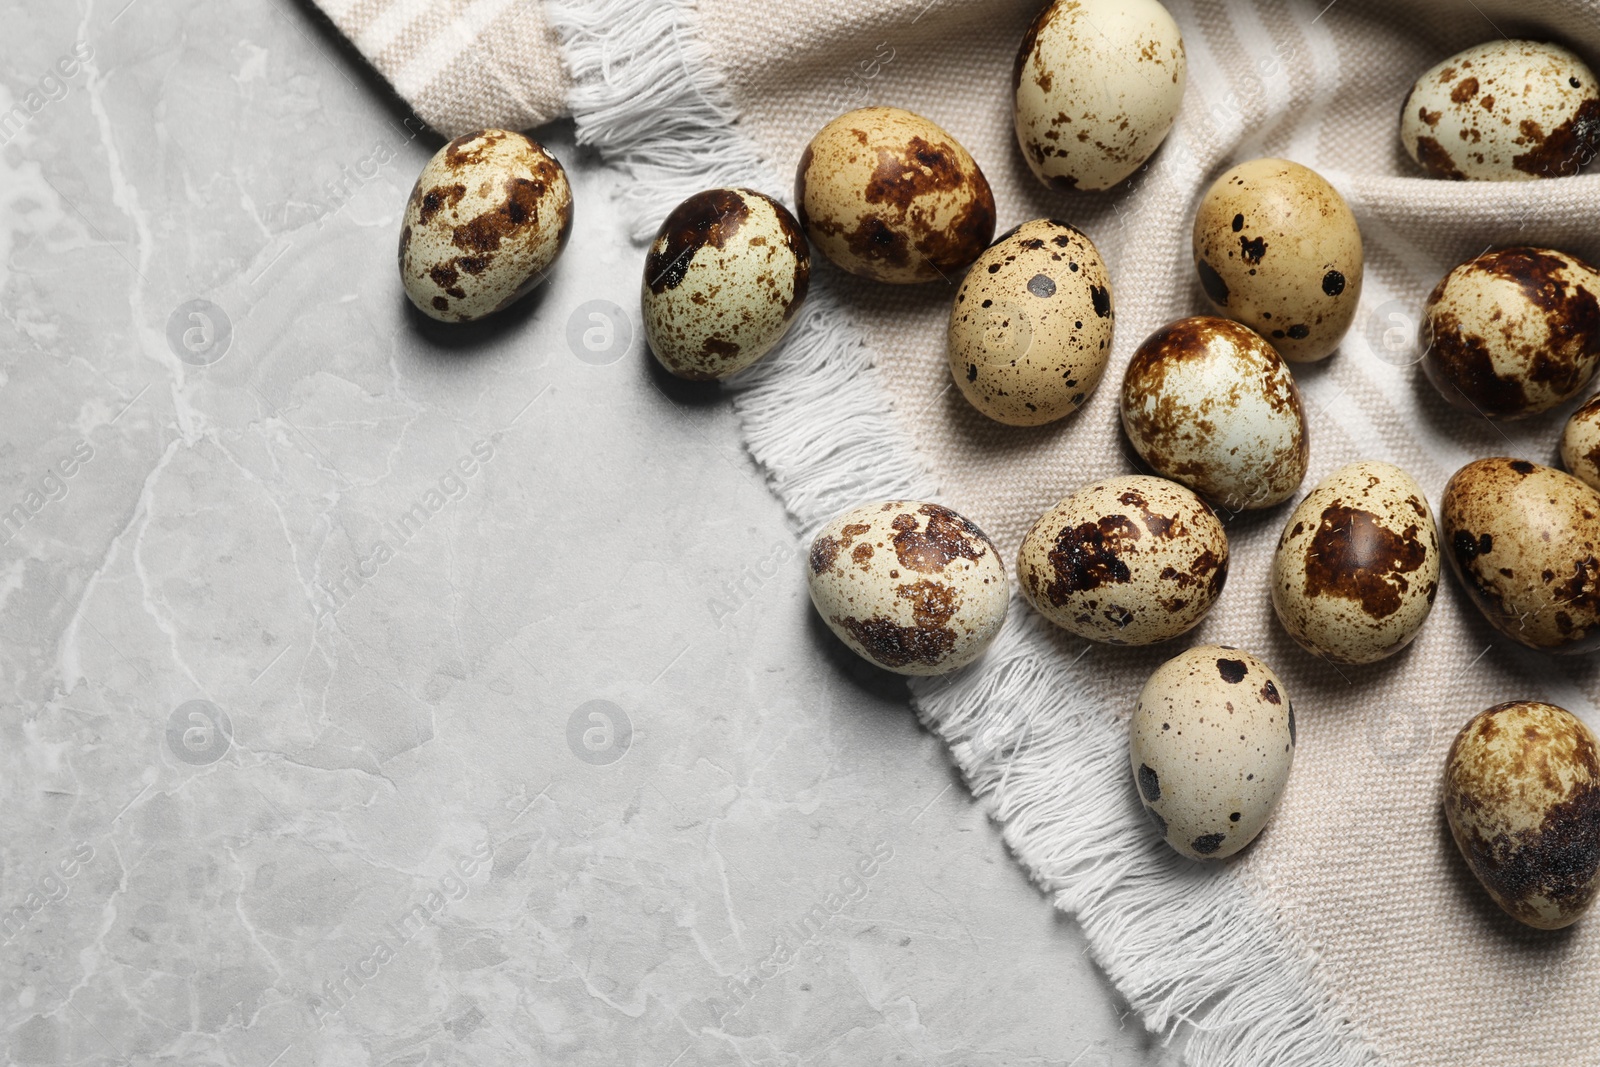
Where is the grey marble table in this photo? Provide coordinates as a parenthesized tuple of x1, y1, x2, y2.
(0, 2, 1179, 1064)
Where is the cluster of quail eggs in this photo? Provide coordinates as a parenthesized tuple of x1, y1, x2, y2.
(391, 4, 1600, 932)
(793, 7, 1599, 929)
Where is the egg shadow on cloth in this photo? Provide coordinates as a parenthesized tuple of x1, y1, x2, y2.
(812, 252, 962, 331)
(1433, 549, 1512, 650)
(938, 375, 1082, 464)
(1405, 354, 1531, 456)
(1255, 602, 1422, 708)
(1214, 495, 1292, 542)
(399, 280, 552, 356)
(1434, 805, 1584, 951)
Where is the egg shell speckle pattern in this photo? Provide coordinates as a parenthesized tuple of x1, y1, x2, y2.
(1445, 701, 1600, 929)
(1420, 246, 1600, 419)
(1401, 40, 1600, 181)
(1129, 645, 1295, 861)
(795, 107, 996, 284)
(1441, 457, 1600, 653)
(948, 219, 1114, 425)
(1017, 476, 1228, 645)
(807, 501, 1008, 675)
(1271, 461, 1440, 665)
(1192, 158, 1363, 363)
(399, 130, 573, 323)
(1121, 316, 1309, 511)
(642, 188, 811, 381)
(1012, 0, 1186, 192)
(1561, 393, 1600, 491)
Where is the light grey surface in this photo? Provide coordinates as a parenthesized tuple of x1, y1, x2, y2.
(0, 3, 1177, 1063)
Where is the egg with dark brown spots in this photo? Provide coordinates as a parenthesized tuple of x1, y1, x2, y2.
(1271, 462, 1440, 664)
(795, 107, 996, 284)
(1192, 158, 1363, 363)
(1421, 246, 1600, 419)
(1401, 40, 1600, 181)
(399, 129, 573, 323)
(1130, 645, 1295, 861)
(807, 500, 1008, 675)
(1016, 475, 1227, 645)
(1121, 317, 1309, 511)
(1560, 393, 1600, 490)
(1012, 0, 1186, 192)
(1445, 700, 1600, 929)
(641, 188, 810, 381)
(1440, 457, 1600, 652)
(948, 219, 1113, 425)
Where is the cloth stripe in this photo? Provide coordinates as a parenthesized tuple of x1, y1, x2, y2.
(312, 0, 569, 136)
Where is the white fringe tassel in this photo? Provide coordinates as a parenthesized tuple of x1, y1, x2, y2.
(549, 0, 937, 526)
(548, 3, 1380, 1063)
(914, 609, 1379, 1065)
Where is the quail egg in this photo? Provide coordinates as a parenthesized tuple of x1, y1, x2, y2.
(1121, 317, 1309, 511)
(1561, 393, 1600, 490)
(1271, 461, 1440, 664)
(948, 219, 1114, 425)
(1401, 40, 1600, 180)
(399, 129, 573, 322)
(1130, 645, 1295, 861)
(1017, 475, 1227, 645)
(1421, 246, 1600, 418)
(795, 107, 996, 284)
(1013, 0, 1187, 191)
(807, 500, 1008, 675)
(1441, 457, 1600, 652)
(642, 188, 810, 380)
(1445, 700, 1600, 929)
(1192, 158, 1364, 363)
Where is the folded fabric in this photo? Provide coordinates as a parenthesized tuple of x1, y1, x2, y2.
(313, 0, 570, 135)
(312, 1, 1600, 1064)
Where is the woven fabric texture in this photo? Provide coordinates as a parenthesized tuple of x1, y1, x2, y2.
(314, 0, 569, 134)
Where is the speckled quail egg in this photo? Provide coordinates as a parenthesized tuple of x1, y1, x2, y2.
(807, 501, 1008, 675)
(1561, 393, 1600, 490)
(1421, 246, 1600, 418)
(1130, 645, 1295, 861)
(641, 188, 811, 380)
(1013, 0, 1186, 191)
(1401, 40, 1600, 181)
(795, 107, 996, 284)
(1192, 158, 1363, 363)
(1441, 457, 1600, 653)
(1121, 317, 1309, 511)
(1445, 700, 1600, 929)
(1271, 462, 1440, 664)
(948, 219, 1114, 425)
(399, 129, 573, 322)
(1016, 476, 1227, 645)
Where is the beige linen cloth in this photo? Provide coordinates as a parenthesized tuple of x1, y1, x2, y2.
(313, 0, 1600, 1063)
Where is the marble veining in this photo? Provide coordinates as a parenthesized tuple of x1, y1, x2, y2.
(0, 2, 1179, 1064)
